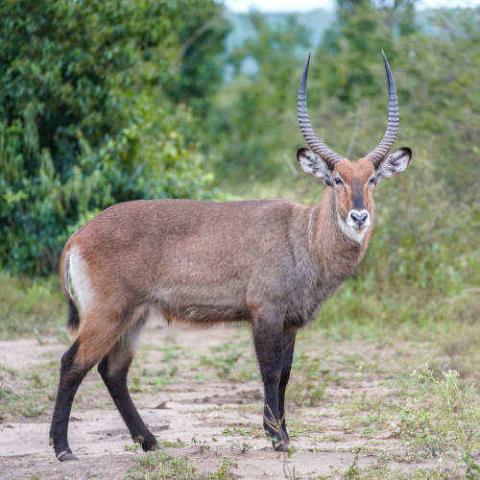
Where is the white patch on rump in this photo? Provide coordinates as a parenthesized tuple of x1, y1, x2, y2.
(68, 247, 95, 313)
(337, 213, 368, 244)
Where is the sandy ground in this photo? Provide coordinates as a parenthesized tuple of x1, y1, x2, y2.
(0, 324, 450, 479)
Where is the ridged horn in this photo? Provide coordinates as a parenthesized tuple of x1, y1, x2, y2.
(365, 50, 399, 167)
(297, 53, 342, 170)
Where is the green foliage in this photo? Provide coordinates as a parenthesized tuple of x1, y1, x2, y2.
(199, 337, 257, 381)
(0, 0, 227, 274)
(126, 449, 235, 480)
(0, 360, 60, 421)
(400, 367, 480, 461)
(287, 352, 328, 407)
(0, 272, 64, 339)
(126, 450, 197, 480)
(211, 13, 310, 180)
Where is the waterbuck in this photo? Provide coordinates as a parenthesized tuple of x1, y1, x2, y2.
(50, 51, 412, 460)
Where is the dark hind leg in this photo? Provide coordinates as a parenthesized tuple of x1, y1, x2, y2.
(50, 307, 130, 461)
(98, 320, 157, 452)
(49, 340, 93, 461)
(279, 329, 296, 443)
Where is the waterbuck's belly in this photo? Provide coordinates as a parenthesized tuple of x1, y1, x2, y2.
(161, 304, 251, 324)
(150, 284, 251, 324)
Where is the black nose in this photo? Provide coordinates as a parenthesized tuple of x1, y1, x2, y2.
(350, 210, 369, 227)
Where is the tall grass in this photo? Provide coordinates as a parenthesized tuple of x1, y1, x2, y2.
(0, 272, 65, 339)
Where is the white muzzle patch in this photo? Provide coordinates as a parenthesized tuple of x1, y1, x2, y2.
(337, 210, 370, 244)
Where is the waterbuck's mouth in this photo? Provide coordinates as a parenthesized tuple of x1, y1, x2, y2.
(337, 212, 370, 244)
(351, 222, 370, 232)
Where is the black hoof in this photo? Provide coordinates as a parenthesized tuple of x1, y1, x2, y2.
(57, 450, 79, 462)
(134, 433, 158, 452)
(272, 435, 290, 452)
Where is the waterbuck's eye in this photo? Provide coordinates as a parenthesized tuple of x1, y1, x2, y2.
(334, 177, 344, 186)
(368, 176, 377, 186)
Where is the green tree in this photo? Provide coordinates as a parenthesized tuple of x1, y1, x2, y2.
(212, 13, 309, 180)
(321, 0, 418, 103)
(0, 0, 228, 274)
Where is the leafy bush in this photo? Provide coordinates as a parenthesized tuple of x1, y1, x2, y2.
(400, 367, 480, 460)
(0, 271, 64, 339)
(0, 0, 227, 274)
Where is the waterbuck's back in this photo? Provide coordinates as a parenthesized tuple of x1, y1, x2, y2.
(63, 198, 312, 325)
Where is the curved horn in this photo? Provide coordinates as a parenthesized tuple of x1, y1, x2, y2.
(297, 53, 342, 169)
(365, 50, 399, 167)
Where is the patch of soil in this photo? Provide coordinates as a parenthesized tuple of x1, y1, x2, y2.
(0, 338, 63, 369)
(0, 325, 450, 479)
(189, 388, 263, 405)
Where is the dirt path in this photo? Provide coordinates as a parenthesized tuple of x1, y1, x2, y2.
(0, 324, 451, 479)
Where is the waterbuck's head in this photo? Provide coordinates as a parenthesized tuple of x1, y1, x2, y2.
(297, 51, 412, 243)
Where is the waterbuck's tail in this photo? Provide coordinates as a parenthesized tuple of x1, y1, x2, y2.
(67, 297, 80, 332)
(61, 248, 81, 333)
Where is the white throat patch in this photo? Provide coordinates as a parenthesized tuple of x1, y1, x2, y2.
(337, 213, 368, 244)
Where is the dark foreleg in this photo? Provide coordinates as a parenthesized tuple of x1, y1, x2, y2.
(279, 329, 296, 443)
(252, 311, 289, 452)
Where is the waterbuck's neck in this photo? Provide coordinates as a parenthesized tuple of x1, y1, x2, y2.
(308, 189, 372, 280)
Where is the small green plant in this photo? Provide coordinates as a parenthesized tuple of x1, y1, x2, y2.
(208, 458, 234, 480)
(153, 366, 178, 388)
(464, 452, 480, 480)
(200, 338, 256, 382)
(125, 449, 235, 480)
(124, 444, 141, 452)
(162, 341, 182, 363)
(130, 376, 143, 393)
(161, 439, 187, 448)
(287, 352, 328, 407)
(400, 367, 480, 460)
(222, 424, 260, 438)
(339, 457, 465, 480)
(343, 448, 361, 480)
(126, 450, 196, 480)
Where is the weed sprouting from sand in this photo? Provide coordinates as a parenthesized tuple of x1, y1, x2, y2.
(400, 366, 480, 461)
(125, 449, 235, 480)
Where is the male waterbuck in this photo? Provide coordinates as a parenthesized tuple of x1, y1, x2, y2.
(50, 51, 412, 460)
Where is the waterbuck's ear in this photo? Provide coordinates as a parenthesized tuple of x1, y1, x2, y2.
(376, 147, 412, 179)
(297, 148, 332, 184)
